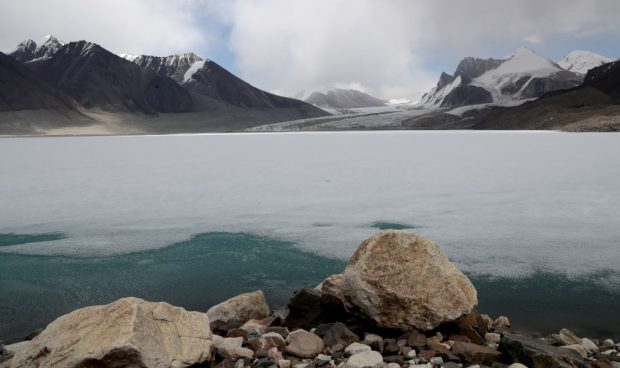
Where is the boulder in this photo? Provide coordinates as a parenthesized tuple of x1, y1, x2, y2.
(501, 333, 587, 368)
(344, 350, 383, 368)
(10, 297, 213, 368)
(341, 230, 477, 330)
(285, 330, 325, 359)
(207, 290, 270, 324)
(451, 341, 502, 365)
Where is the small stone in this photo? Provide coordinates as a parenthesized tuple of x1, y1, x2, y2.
(241, 317, 275, 334)
(602, 349, 617, 356)
(235, 359, 246, 368)
(485, 333, 501, 344)
(451, 341, 502, 366)
(269, 347, 284, 361)
(429, 356, 443, 365)
(602, 340, 616, 349)
(323, 322, 359, 348)
(293, 364, 308, 368)
(492, 316, 510, 330)
(418, 350, 436, 361)
(508, 364, 528, 368)
(408, 331, 427, 350)
(401, 346, 412, 357)
(344, 350, 383, 368)
(406, 350, 417, 359)
(441, 363, 460, 368)
(591, 360, 614, 368)
(256, 358, 278, 368)
(560, 344, 587, 359)
(387, 363, 400, 368)
(286, 330, 325, 359)
(409, 364, 432, 368)
(383, 355, 404, 365)
(363, 334, 384, 353)
(383, 339, 400, 355)
(278, 360, 292, 368)
(267, 326, 291, 339)
(558, 328, 581, 346)
(345, 342, 372, 356)
(581, 337, 599, 352)
(216, 337, 254, 360)
(397, 339, 408, 348)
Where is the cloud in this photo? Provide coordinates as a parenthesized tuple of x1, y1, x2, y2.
(0, 0, 207, 56)
(216, 0, 620, 100)
(2, 0, 619, 101)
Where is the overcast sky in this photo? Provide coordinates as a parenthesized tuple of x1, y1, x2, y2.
(1, 0, 619, 100)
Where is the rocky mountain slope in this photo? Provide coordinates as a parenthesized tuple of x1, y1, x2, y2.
(0, 51, 76, 112)
(299, 88, 387, 109)
(420, 48, 582, 108)
(470, 59, 620, 131)
(1, 37, 328, 135)
(27, 41, 194, 114)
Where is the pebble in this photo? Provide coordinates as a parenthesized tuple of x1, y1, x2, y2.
(406, 349, 417, 358)
(602, 349, 617, 356)
(560, 344, 587, 359)
(277, 360, 291, 368)
(429, 356, 443, 365)
(484, 333, 501, 344)
(508, 364, 528, 368)
(602, 339, 616, 349)
(344, 350, 383, 368)
(387, 364, 400, 368)
(581, 337, 599, 352)
(410, 364, 432, 368)
(344, 342, 372, 356)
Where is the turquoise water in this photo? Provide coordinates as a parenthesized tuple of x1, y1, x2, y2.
(2, 231, 619, 341)
(0, 232, 345, 341)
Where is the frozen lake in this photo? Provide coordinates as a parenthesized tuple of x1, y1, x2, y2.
(1, 131, 619, 340)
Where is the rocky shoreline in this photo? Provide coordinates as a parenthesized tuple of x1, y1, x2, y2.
(1, 230, 618, 368)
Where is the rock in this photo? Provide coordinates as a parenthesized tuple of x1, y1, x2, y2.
(278, 359, 292, 368)
(285, 289, 349, 330)
(286, 329, 325, 359)
(214, 359, 236, 368)
(456, 311, 486, 345)
(344, 350, 383, 368)
(407, 349, 417, 358)
(362, 334, 383, 352)
(267, 326, 290, 339)
(493, 316, 511, 331)
(240, 317, 275, 335)
(249, 332, 287, 352)
(480, 314, 494, 332)
(344, 342, 372, 356)
(387, 363, 400, 368)
(581, 338, 599, 353)
(591, 360, 614, 368)
(269, 347, 284, 361)
(315, 274, 352, 308)
(485, 333, 501, 344)
(508, 364, 528, 368)
(429, 356, 444, 365)
(9, 297, 213, 368)
(383, 339, 400, 355)
(558, 329, 581, 346)
(451, 341, 502, 366)
(215, 336, 254, 360)
(383, 355, 404, 365)
(341, 231, 477, 330)
(256, 358, 278, 368)
(500, 333, 586, 368)
(561, 344, 587, 359)
(322, 322, 359, 348)
(207, 290, 270, 324)
(408, 330, 428, 350)
(603, 340, 616, 349)
(215, 321, 245, 336)
(3, 342, 30, 358)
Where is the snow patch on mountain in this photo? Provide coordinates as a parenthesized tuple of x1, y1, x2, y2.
(557, 50, 614, 75)
(183, 60, 206, 83)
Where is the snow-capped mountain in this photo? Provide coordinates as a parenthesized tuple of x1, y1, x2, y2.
(9, 35, 65, 62)
(420, 47, 581, 108)
(120, 52, 203, 84)
(557, 50, 614, 75)
(297, 88, 386, 108)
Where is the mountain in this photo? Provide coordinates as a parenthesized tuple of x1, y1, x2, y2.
(420, 47, 582, 108)
(468, 59, 620, 131)
(299, 88, 387, 109)
(9, 35, 65, 62)
(557, 51, 614, 75)
(120, 52, 203, 84)
(27, 41, 194, 114)
(0, 51, 76, 111)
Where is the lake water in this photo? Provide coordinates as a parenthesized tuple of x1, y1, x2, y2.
(1, 131, 619, 341)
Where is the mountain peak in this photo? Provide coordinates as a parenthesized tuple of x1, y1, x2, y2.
(558, 50, 614, 75)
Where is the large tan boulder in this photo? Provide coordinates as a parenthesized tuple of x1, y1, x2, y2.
(10, 297, 213, 368)
(207, 290, 270, 324)
(342, 230, 477, 330)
